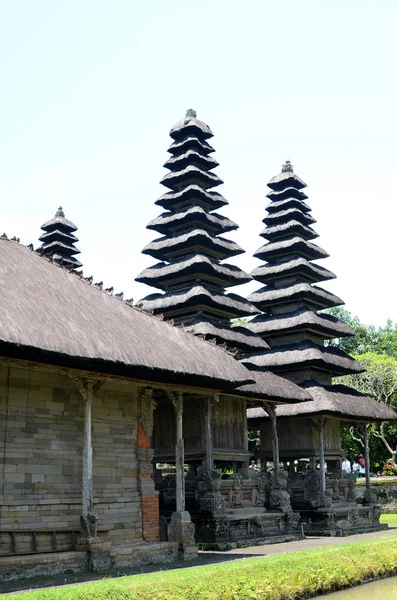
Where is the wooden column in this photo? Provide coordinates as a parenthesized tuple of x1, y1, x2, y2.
(82, 380, 94, 516)
(173, 391, 185, 513)
(204, 395, 216, 472)
(364, 423, 371, 494)
(318, 418, 326, 494)
(264, 403, 279, 474)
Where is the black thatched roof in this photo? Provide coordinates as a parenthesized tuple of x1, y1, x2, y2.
(267, 168, 307, 191)
(247, 382, 397, 422)
(168, 136, 215, 156)
(164, 150, 219, 172)
(180, 318, 269, 352)
(260, 219, 319, 241)
(254, 237, 329, 262)
(161, 165, 224, 191)
(266, 197, 311, 213)
(0, 238, 256, 389)
(156, 185, 228, 211)
(38, 207, 82, 271)
(147, 206, 237, 236)
(251, 258, 336, 285)
(246, 308, 355, 340)
(234, 370, 313, 404)
(138, 285, 259, 320)
(266, 186, 308, 202)
(170, 113, 213, 140)
(242, 341, 365, 377)
(263, 207, 315, 226)
(142, 229, 244, 261)
(136, 255, 251, 290)
(248, 282, 343, 311)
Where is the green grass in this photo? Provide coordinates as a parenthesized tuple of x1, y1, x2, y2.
(380, 513, 397, 526)
(7, 537, 397, 600)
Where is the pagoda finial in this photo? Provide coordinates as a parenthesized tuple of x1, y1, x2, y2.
(185, 108, 197, 118)
(55, 206, 65, 217)
(281, 160, 293, 173)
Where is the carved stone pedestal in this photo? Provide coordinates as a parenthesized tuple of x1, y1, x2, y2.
(167, 511, 198, 560)
(76, 538, 112, 571)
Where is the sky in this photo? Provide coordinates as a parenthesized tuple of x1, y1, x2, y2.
(0, 0, 396, 327)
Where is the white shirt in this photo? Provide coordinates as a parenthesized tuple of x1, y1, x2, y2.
(342, 459, 351, 474)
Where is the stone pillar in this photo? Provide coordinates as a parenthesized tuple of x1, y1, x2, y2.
(137, 388, 159, 541)
(264, 403, 279, 473)
(82, 380, 93, 517)
(167, 391, 197, 560)
(364, 424, 372, 496)
(318, 418, 326, 494)
(204, 396, 215, 472)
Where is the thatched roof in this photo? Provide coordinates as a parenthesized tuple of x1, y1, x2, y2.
(245, 308, 355, 340)
(147, 206, 237, 236)
(136, 255, 251, 289)
(248, 282, 343, 311)
(164, 150, 219, 172)
(161, 165, 223, 191)
(254, 237, 329, 262)
(179, 318, 269, 352)
(264, 207, 316, 226)
(242, 341, 365, 376)
(266, 187, 308, 202)
(142, 229, 244, 261)
(266, 197, 311, 213)
(41, 214, 77, 232)
(138, 285, 259, 319)
(267, 171, 307, 191)
(39, 229, 79, 244)
(156, 185, 228, 211)
(251, 258, 336, 285)
(0, 238, 255, 389)
(168, 136, 215, 156)
(247, 382, 397, 422)
(234, 370, 313, 404)
(38, 240, 81, 256)
(170, 114, 213, 141)
(261, 220, 318, 241)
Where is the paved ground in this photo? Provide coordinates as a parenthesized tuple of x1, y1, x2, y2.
(2, 527, 397, 595)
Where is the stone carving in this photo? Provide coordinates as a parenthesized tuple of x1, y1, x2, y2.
(197, 470, 225, 516)
(269, 471, 292, 513)
(231, 474, 244, 509)
(346, 474, 356, 502)
(139, 461, 153, 480)
(79, 511, 99, 541)
(304, 469, 332, 508)
(254, 473, 268, 508)
(370, 504, 382, 523)
(363, 487, 378, 505)
(139, 388, 157, 437)
(136, 447, 155, 461)
(163, 474, 177, 505)
(328, 473, 340, 503)
(167, 511, 196, 549)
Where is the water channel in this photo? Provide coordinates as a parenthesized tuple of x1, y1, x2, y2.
(321, 576, 397, 599)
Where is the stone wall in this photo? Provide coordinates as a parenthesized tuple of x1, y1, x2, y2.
(0, 366, 148, 556)
(357, 477, 397, 512)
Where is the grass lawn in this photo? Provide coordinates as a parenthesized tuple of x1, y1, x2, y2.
(380, 513, 397, 526)
(6, 536, 397, 600)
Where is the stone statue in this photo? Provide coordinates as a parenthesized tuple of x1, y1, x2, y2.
(231, 474, 244, 508)
(79, 511, 98, 541)
(254, 472, 268, 508)
(304, 469, 332, 508)
(269, 470, 292, 513)
(198, 470, 225, 516)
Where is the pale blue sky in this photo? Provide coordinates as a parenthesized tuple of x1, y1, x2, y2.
(0, 1, 395, 326)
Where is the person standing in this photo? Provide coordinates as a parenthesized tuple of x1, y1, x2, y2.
(352, 459, 360, 477)
(358, 453, 366, 478)
(342, 456, 351, 475)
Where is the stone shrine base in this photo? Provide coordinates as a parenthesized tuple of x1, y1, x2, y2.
(300, 504, 388, 537)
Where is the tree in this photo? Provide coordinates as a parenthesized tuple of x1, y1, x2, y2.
(339, 352, 397, 471)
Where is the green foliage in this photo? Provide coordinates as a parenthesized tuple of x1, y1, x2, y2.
(8, 538, 397, 600)
(324, 308, 397, 358)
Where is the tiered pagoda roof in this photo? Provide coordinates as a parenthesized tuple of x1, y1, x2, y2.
(242, 161, 363, 384)
(38, 207, 82, 270)
(136, 110, 266, 352)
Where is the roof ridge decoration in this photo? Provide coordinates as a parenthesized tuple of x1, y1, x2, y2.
(136, 111, 264, 353)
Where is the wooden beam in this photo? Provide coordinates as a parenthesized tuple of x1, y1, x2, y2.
(264, 403, 280, 474)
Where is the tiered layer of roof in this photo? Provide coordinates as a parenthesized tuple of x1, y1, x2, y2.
(38, 207, 82, 270)
(136, 111, 261, 351)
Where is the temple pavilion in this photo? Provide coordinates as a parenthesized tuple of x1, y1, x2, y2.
(38, 206, 82, 270)
(136, 112, 311, 547)
(245, 162, 396, 534)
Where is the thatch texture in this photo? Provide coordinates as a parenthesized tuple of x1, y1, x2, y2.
(138, 285, 259, 318)
(247, 282, 343, 310)
(254, 237, 329, 261)
(156, 185, 228, 210)
(0, 239, 255, 388)
(268, 171, 307, 191)
(180, 318, 269, 351)
(234, 370, 313, 403)
(147, 206, 237, 235)
(242, 341, 365, 376)
(246, 308, 355, 340)
(170, 115, 213, 140)
(251, 258, 336, 284)
(266, 197, 311, 213)
(164, 150, 219, 171)
(261, 219, 318, 241)
(247, 382, 397, 422)
(142, 229, 244, 261)
(161, 165, 223, 190)
(168, 136, 215, 156)
(264, 207, 315, 226)
(41, 214, 77, 232)
(266, 186, 308, 201)
(136, 255, 251, 289)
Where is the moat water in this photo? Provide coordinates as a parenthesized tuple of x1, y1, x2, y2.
(322, 576, 397, 598)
